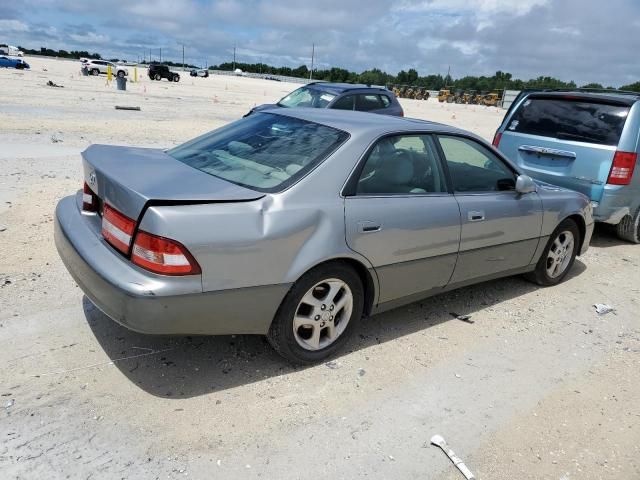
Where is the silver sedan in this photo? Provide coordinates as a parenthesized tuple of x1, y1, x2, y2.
(55, 109, 594, 363)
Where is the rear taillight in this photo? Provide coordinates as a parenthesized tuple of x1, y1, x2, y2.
(492, 132, 502, 148)
(607, 151, 637, 185)
(82, 182, 98, 212)
(101, 204, 136, 254)
(132, 231, 201, 275)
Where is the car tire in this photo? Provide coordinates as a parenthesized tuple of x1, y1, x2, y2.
(616, 208, 640, 244)
(267, 262, 364, 364)
(173, 75, 180, 82)
(525, 218, 580, 286)
(154, 74, 161, 81)
(117, 70, 125, 78)
(91, 68, 100, 76)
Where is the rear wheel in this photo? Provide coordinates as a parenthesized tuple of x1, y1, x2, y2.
(267, 263, 364, 364)
(616, 208, 640, 243)
(525, 219, 580, 286)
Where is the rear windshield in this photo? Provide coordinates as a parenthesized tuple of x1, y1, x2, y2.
(508, 97, 630, 146)
(167, 113, 349, 192)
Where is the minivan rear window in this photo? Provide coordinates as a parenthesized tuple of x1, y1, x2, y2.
(508, 98, 630, 146)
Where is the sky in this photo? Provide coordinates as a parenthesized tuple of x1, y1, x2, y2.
(1, 0, 638, 86)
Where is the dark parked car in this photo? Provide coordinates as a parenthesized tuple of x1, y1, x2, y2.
(190, 69, 209, 78)
(148, 64, 180, 82)
(246, 82, 404, 117)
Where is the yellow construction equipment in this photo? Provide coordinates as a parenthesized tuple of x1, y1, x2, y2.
(481, 90, 503, 107)
(437, 87, 455, 103)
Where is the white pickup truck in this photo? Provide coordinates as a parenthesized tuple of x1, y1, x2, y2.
(83, 59, 128, 77)
(0, 45, 24, 57)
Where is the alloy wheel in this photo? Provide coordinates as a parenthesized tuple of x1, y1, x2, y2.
(292, 279, 353, 351)
(546, 230, 575, 278)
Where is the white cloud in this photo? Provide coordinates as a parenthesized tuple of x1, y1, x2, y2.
(0, 19, 30, 32)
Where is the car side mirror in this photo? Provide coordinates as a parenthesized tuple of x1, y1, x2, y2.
(515, 174, 536, 194)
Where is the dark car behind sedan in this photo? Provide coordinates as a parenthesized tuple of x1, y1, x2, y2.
(246, 82, 404, 117)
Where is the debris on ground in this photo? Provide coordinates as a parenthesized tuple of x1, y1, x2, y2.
(51, 133, 63, 143)
(5, 398, 15, 409)
(115, 106, 141, 111)
(325, 360, 341, 369)
(46, 80, 64, 88)
(357, 368, 366, 377)
(594, 304, 615, 315)
(0, 224, 7, 232)
(450, 312, 475, 324)
(431, 434, 475, 480)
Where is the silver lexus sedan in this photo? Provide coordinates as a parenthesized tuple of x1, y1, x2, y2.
(55, 109, 594, 363)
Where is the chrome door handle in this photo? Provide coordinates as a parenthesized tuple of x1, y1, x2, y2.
(468, 211, 485, 222)
(358, 221, 382, 233)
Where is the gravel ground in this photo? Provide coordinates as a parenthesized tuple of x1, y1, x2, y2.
(1, 57, 639, 479)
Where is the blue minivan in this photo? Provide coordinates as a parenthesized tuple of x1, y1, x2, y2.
(494, 90, 640, 243)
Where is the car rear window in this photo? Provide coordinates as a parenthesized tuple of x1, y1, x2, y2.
(508, 97, 630, 146)
(167, 113, 349, 193)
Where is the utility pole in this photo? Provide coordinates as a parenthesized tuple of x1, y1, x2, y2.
(232, 44, 236, 70)
(309, 43, 315, 80)
(182, 44, 185, 71)
(160, 47, 162, 63)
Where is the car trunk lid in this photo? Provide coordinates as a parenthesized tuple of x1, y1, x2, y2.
(497, 95, 631, 201)
(82, 144, 264, 220)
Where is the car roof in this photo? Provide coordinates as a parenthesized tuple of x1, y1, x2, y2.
(306, 82, 390, 95)
(525, 90, 640, 106)
(261, 107, 470, 138)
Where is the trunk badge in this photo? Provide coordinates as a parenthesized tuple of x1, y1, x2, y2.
(89, 172, 97, 187)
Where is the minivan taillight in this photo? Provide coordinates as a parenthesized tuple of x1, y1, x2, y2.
(607, 151, 637, 185)
(82, 182, 98, 212)
(132, 231, 201, 275)
(492, 132, 502, 148)
(101, 204, 136, 254)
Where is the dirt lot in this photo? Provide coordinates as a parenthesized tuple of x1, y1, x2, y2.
(1, 57, 639, 480)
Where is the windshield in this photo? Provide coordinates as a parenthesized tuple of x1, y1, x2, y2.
(168, 113, 349, 192)
(277, 86, 336, 108)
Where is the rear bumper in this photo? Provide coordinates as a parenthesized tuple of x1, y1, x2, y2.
(54, 194, 288, 335)
(593, 185, 636, 224)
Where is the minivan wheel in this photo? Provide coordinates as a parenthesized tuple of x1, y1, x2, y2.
(267, 263, 364, 364)
(525, 218, 580, 286)
(616, 208, 640, 244)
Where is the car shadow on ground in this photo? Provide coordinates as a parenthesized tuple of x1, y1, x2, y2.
(589, 223, 632, 248)
(84, 260, 587, 399)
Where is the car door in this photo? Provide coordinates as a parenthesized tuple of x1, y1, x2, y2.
(355, 94, 386, 114)
(344, 134, 461, 304)
(436, 135, 543, 284)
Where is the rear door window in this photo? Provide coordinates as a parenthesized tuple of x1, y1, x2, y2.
(331, 95, 355, 110)
(508, 97, 630, 146)
(379, 95, 391, 108)
(356, 94, 384, 112)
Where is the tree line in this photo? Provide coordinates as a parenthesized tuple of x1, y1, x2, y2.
(17, 47, 640, 92)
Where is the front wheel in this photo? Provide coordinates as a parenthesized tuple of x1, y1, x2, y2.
(117, 70, 125, 78)
(616, 208, 640, 244)
(91, 68, 100, 76)
(173, 74, 180, 82)
(154, 73, 161, 81)
(267, 263, 364, 364)
(525, 219, 580, 286)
